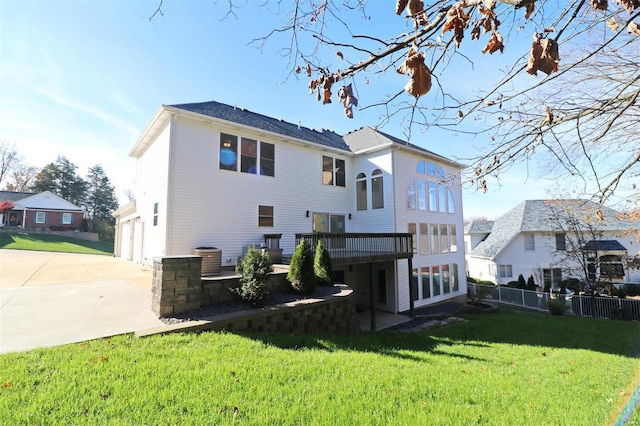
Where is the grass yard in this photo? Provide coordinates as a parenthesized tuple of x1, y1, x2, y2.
(0, 232, 113, 255)
(1, 309, 639, 425)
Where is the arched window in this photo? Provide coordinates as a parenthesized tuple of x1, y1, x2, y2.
(356, 172, 367, 211)
(372, 169, 384, 209)
(447, 189, 455, 213)
(417, 160, 426, 174)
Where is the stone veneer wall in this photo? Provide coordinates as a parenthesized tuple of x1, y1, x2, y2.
(150, 256, 359, 334)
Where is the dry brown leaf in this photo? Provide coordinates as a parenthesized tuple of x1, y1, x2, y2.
(608, 17, 620, 31)
(305, 63, 312, 77)
(525, 3, 535, 19)
(408, 0, 428, 27)
(616, 0, 640, 13)
(336, 51, 344, 60)
(458, 110, 464, 118)
(295, 66, 301, 74)
(527, 33, 560, 75)
(397, 47, 432, 97)
(597, 209, 605, 221)
(628, 21, 640, 35)
(338, 84, 358, 119)
(591, 0, 608, 10)
(482, 31, 504, 54)
(442, 3, 470, 47)
(396, 0, 409, 15)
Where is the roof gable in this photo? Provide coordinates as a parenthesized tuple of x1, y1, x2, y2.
(15, 191, 83, 211)
(343, 127, 464, 168)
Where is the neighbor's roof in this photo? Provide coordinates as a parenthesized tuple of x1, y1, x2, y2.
(168, 100, 351, 152)
(468, 199, 639, 259)
(0, 191, 35, 202)
(464, 220, 494, 234)
(583, 240, 627, 251)
(344, 126, 465, 168)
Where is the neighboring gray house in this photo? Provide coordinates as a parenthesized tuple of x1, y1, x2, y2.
(465, 199, 640, 287)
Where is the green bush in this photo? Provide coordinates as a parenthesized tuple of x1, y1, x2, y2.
(232, 246, 272, 305)
(314, 240, 333, 286)
(288, 239, 316, 295)
(517, 274, 526, 289)
(547, 297, 566, 316)
(527, 275, 537, 291)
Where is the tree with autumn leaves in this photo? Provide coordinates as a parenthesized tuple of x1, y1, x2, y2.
(151, 0, 639, 220)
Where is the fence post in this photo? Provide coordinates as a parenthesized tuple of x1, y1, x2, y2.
(522, 289, 525, 307)
(498, 285, 502, 303)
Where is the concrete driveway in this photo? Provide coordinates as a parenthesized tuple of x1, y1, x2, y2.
(0, 250, 164, 354)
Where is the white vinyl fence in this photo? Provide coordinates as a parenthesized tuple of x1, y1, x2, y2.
(468, 282, 640, 321)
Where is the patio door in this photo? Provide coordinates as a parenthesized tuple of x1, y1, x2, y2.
(312, 213, 345, 249)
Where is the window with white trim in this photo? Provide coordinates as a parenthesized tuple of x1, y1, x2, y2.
(356, 172, 367, 211)
(322, 156, 345, 187)
(62, 213, 72, 224)
(153, 203, 159, 227)
(35, 211, 46, 224)
(524, 234, 535, 251)
(258, 205, 274, 227)
(220, 133, 275, 176)
(371, 169, 384, 209)
(499, 265, 513, 278)
(408, 223, 417, 254)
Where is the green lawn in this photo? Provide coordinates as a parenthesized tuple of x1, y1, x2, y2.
(1, 310, 638, 425)
(0, 232, 114, 255)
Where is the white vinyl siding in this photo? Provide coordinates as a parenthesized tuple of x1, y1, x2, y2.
(165, 118, 352, 260)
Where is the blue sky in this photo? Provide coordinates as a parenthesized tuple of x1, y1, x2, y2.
(0, 0, 555, 219)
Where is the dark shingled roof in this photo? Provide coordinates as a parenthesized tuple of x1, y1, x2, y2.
(169, 100, 351, 153)
(343, 126, 462, 166)
(0, 191, 35, 202)
(583, 240, 627, 251)
(464, 220, 494, 234)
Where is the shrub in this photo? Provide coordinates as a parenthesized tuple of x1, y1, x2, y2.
(547, 297, 566, 316)
(314, 240, 333, 286)
(288, 239, 316, 295)
(526, 275, 537, 291)
(517, 274, 526, 289)
(232, 246, 272, 305)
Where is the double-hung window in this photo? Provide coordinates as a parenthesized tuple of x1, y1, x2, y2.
(62, 213, 72, 224)
(258, 205, 274, 227)
(524, 234, 535, 251)
(499, 265, 513, 278)
(322, 156, 345, 187)
(35, 211, 46, 224)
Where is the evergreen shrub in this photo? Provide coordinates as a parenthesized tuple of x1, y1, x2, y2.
(232, 246, 272, 305)
(314, 240, 333, 286)
(288, 239, 316, 295)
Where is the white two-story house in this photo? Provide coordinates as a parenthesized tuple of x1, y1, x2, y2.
(114, 100, 467, 314)
(465, 199, 640, 288)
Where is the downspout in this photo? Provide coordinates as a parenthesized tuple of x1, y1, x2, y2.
(22, 208, 26, 228)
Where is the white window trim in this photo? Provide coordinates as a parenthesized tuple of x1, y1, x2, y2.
(35, 211, 46, 224)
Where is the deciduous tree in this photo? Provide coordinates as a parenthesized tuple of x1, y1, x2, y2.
(152, 1, 639, 211)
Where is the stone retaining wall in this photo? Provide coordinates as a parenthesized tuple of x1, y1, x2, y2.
(149, 256, 359, 334)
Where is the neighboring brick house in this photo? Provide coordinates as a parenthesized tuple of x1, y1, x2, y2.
(114, 100, 467, 314)
(0, 191, 84, 230)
